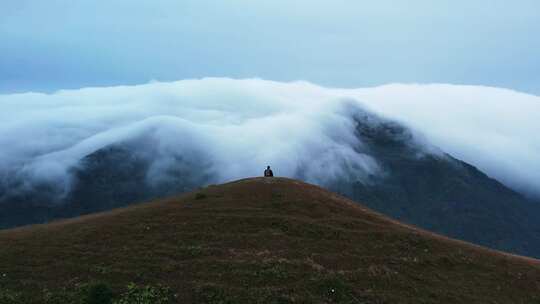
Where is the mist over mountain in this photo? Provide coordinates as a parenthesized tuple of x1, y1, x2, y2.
(1, 78, 539, 197)
(1, 78, 540, 256)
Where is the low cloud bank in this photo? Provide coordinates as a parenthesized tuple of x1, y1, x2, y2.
(349, 84, 540, 198)
(0, 78, 538, 199)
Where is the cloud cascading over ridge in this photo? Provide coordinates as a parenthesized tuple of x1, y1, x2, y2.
(348, 84, 540, 198)
(0, 78, 539, 199)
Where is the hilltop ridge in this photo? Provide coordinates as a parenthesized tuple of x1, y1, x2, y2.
(3, 107, 540, 261)
(1, 177, 539, 303)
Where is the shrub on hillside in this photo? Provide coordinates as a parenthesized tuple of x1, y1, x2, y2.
(0, 288, 22, 304)
(114, 283, 174, 304)
(85, 283, 113, 304)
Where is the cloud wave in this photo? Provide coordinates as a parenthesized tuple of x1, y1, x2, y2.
(0, 78, 538, 199)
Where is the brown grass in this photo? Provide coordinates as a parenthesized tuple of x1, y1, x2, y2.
(1, 177, 540, 303)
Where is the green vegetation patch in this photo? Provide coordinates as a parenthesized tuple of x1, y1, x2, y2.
(115, 283, 174, 304)
(0, 283, 175, 304)
(0, 288, 24, 304)
(195, 192, 207, 200)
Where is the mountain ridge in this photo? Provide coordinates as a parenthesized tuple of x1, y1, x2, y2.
(2, 111, 540, 259)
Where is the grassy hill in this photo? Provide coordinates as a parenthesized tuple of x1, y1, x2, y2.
(1, 177, 539, 303)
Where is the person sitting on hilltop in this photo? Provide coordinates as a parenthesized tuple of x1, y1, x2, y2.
(264, 166, 274, 177)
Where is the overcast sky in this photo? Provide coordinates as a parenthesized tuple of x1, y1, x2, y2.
(1, 0, 539, 94)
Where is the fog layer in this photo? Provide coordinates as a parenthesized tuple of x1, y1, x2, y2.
(0, 78, 538, 198)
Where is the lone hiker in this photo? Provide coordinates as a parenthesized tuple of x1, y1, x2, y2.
(264, 166, 274, 177)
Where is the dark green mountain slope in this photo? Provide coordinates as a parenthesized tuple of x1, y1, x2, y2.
(333, 116, 540, 257)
